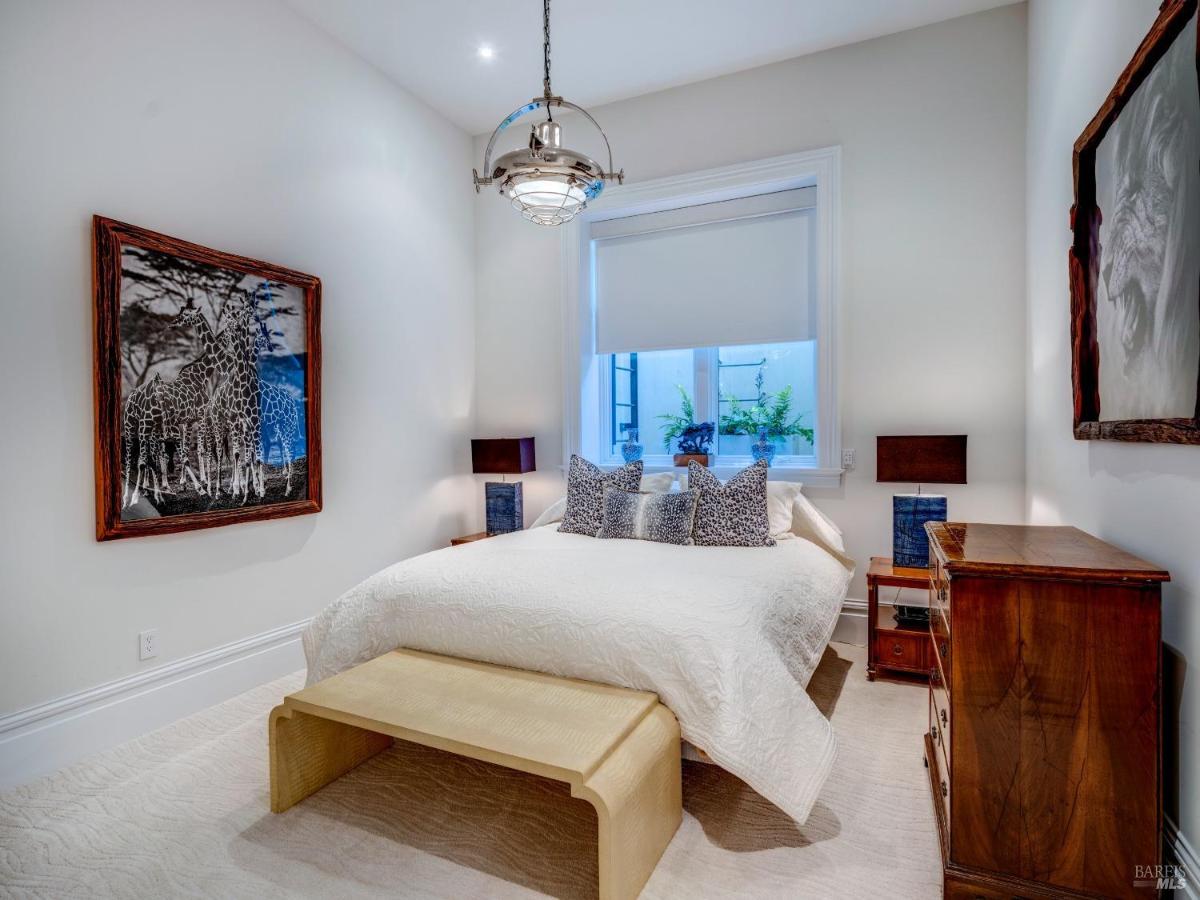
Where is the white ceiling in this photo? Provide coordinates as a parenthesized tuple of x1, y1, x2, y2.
(286, 0, 1021, 135)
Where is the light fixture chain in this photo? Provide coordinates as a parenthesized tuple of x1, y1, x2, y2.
(542, 0, 552, 99)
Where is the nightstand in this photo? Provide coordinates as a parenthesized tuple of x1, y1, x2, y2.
(450, 531, 492, 546)
(866, 556, 930, 682)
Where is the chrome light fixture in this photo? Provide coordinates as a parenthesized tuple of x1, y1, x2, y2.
(473, 0, 623, 226)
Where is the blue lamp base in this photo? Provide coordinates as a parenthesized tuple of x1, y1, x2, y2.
(485, 481, 524, 535)
(892, 494, 947, 568)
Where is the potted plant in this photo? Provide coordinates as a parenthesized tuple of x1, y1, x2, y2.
(657, 386, 715, 466)
(718, 371, 813, 466)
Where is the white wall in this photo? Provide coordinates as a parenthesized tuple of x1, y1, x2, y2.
(474, 5, 1029, 600)
(0, 0, 477, 714)
(1026, 0, 1200, 849)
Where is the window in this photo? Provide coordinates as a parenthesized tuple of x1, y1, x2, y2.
(602, 342, 816, 465)
(564, 149, 841, 482)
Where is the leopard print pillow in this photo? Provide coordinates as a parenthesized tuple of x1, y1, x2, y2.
(688, 459, 775, 547)
(597, 487, 699, 545)
(558, 455, 644, 536)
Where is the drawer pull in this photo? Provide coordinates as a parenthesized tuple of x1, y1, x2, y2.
(930, 724, 939, 742)
(939, 641, 949, 659)
(940, 780, 948, 798)
(930, 667, 942, 687)
(892, 643, 905, 657)
(940, 709, 948, 727)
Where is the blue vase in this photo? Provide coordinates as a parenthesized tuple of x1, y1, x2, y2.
(750, 428, 776, 466)
(621, 428, 644, 463)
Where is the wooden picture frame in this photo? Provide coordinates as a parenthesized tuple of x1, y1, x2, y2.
(1069, 0, 1200, 443)
(93, 216, 322, 540)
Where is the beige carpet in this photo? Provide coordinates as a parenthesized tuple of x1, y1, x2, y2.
(0, 643, 941, 899)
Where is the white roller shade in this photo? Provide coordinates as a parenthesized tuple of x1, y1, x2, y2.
(593, 188, 816, 354)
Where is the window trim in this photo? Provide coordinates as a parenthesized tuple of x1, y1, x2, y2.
(560, 147, 843, 486)
(598, 345, 820, 469)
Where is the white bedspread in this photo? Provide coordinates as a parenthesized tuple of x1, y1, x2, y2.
(303, 527, 852, 823)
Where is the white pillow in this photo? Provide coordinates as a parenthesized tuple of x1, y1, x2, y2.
(766, 481, 804, 537)
(530, 472, 675, 529)
(790, 493, 854, 569)
(530, 496, 567, 529)
(641, 472, 676, 493)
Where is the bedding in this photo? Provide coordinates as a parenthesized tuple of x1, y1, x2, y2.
(303, 524, 852, 824)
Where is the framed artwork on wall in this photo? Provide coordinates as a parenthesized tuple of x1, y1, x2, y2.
(92, 216, 322, 540)
(1069, 0, 1200, 443)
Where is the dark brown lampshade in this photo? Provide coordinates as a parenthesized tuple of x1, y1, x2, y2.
(876, 435, 967, 484)
(471, 437, 536, 475)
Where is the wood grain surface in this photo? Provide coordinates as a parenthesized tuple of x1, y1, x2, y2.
(927, 524, 1165, 899)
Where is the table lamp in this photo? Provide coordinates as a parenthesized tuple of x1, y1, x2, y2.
(471, 438, 536, 535)
(876, 435, 967, 568)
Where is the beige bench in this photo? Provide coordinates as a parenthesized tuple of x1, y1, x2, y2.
(270, 649, 682, 900)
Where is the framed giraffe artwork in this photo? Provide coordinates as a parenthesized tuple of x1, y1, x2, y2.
(92, 216, 322, 540)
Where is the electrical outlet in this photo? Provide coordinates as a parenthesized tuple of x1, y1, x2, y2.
(139, 629, 158, 661)
(841, 448, 856, 469)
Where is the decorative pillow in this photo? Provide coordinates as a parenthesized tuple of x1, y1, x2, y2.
(558, 456, 643, 536)
(688, 459, 774, 547)
(530, 472, 675, 530)
(598, 487, 699, 545)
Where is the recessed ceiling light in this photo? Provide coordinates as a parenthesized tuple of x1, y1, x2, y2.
(477, 45, 494, 60)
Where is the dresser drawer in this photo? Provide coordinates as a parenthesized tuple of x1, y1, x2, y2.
(930, 675, 950, 771)
(930, 556, 950, 633)
(875, 630, 927, 672)
(930, 608, 950, 686)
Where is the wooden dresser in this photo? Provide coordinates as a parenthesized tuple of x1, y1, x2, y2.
(923, 522, 1169, 900)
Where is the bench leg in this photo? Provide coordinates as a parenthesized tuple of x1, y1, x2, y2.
(269, 705, 393, 813)
(573, 705, 682, 900)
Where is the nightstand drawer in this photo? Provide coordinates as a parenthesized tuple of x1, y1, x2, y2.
(875, 630, 926, 671)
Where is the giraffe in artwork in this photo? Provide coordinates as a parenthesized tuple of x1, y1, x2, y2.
(260, 379, 300, 495)
(154, 356, 213, 494)
(211, 305, 266, 502)
(168, 303, 250, 494)
(122, 372, 166, 506)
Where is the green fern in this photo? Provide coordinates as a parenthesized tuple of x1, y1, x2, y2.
(656, 384, 696, 451)
(719, 383, 814, 444)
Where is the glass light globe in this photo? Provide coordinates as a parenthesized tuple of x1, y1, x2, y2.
(509, 178, 587, 226)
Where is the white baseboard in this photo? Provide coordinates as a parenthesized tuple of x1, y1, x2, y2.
(832, 597, 868, 646)
(1166, 817, 1199, 899)
(0, 618, 310, 791)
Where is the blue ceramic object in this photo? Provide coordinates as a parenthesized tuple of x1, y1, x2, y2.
(750, 428, 777, 466)
(485, 481, 524, 534)
(892, 494, 947, 567)
(621, 428, 644, 463)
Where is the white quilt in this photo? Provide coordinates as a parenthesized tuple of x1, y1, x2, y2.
(303, 527, 852, 823)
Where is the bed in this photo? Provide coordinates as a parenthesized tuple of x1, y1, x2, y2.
(303, 515, 852, 824)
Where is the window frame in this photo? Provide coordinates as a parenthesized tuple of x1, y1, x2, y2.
(597, 345, 820, 469)
(561, 148, 843, 485)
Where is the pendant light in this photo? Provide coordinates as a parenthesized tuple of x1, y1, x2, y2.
(472, 0, 623, 226)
